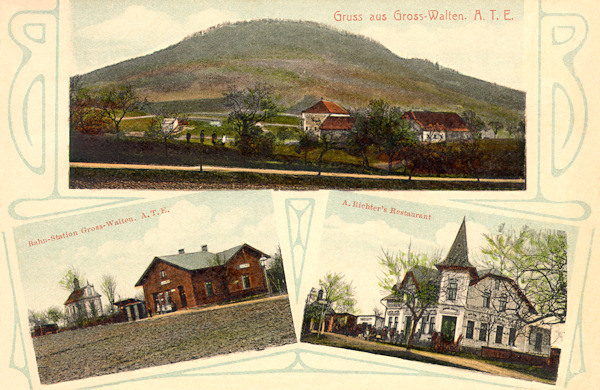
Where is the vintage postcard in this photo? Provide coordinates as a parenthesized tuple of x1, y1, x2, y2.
(1, 0, 599, 389)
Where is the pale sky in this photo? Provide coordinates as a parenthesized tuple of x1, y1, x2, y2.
(308, 192, 576, 317)
(70, 0, 524, 90)
(14, 191, 279, 312)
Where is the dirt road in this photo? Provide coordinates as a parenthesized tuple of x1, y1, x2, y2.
(308, 332, 555, 385)
(70, 162, 525, 184)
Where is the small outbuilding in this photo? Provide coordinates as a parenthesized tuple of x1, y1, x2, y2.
(114, 298, 148, 322)
(356, 314, 385, 330)
(161, 118, 180, 134)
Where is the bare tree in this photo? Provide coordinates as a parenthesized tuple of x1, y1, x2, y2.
(488, 120, 504, 137)
(347, 107, 374, 170)
(482, 225, 567, 325)
(266, 247, 287, 294)
(316, 134, 336, 176)
(460, 110, 486, 181)
(373, 306, 383, 318)
(145, 114, 186, 157)
(296, 132, 317, 165)
(28, 309, 49, 327)
(100, 274, 118, 313)
(507, 120, 526, 140)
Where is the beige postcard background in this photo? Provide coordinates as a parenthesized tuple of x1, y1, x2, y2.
(0, 0, 599, 389)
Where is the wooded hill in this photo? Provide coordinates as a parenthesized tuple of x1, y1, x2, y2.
(77, 19, 525, 122)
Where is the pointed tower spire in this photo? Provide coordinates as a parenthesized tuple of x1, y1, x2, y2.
(436, 218, 478, 279)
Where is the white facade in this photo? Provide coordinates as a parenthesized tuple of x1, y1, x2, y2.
(381, 219, 553, 356)
(161, 118, 179, 135)
(382, 273, 552, 355)
(64, 283, 103, 323)
(356, 315, 384, 330)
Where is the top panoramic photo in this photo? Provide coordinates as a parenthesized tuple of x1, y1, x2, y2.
(69, 0, 525, 191)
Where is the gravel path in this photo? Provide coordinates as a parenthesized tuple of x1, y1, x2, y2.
(33, 296, 296, 384)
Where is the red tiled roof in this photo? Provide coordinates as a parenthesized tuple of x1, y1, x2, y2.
(402, 111, 469, 132)
(302, 100, 349, 115)
(64, 288, 84, 305)
(320, 116, 355, 131)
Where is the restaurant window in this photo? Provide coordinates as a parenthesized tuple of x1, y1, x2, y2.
(483, 291, 491, 308)
(429, 316, 436, 334)
(499, 294, 507, 312)
(508, 328, 517, 346)
(447, 279, 457, 301)
(479, 323, 488, 341)
(466, 321, 475, 339)
(495, 325, 504, 344)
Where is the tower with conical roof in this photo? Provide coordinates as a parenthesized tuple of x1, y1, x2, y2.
(436, 217, 478, 281)
(433, 218, 478, 343)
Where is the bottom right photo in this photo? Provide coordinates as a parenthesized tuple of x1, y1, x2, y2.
(301, 193, 575, 385)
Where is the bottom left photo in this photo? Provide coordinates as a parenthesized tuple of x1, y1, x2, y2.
(12, 191, 296, 385)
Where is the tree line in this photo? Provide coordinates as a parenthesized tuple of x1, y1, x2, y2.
(70, 76, 147, 138)
(70, 79, 524, 178)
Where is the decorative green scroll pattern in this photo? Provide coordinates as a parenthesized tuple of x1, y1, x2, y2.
(7, 1, 141, 221)
(3, 234, 32, 389)
(285, 198, 315, 302)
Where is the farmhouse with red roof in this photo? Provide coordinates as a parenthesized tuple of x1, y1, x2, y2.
(381, 218, 553, 357)
(401, 111, 472, 143)
(301, 99, 355, 143)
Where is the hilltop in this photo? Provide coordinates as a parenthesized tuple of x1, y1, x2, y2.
(78, 19, 525, 122)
